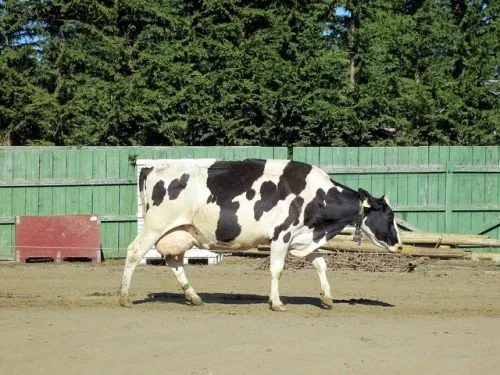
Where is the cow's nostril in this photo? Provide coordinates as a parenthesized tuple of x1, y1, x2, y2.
(395, 244, 403, 252)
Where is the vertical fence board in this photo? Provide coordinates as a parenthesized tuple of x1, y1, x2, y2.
(427, 147, 440, 232)
(78, 150, 93, 214)
(358, 148, 372, 192)
(455, 147, 471, 234)
(484, 146, 499, 238)
(384, 147, 398, 204)
(416, 147, 429, 230)
(11, 150, 27, 216)
(65, 150, 80, 214)
(344, 148, 358, 189)
(25, 151, 40, 215)
(118, 149, 136, 257)
(371, 147, 385, 197)
(406, 148, 419, 230)
(38, 151, 53, 215)
(471, 147, 486, 234)
(206, 146, 222, 159)
(0, 150, 13, 259)
(52, 150, 67, 214)
(319, 147, 331, 173)
(92, 149, 107, 215)
(438, 146, 450, 232)
(396, 147, 409, 224)
(273, 147, 288, 159)
(104, 150, 120, 257)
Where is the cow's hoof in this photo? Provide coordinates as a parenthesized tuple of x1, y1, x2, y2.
(119, 295, 133, 308)
(321, 296, 334, 309)
(271, 304, 287, 312)
(187, 297, 204, 307)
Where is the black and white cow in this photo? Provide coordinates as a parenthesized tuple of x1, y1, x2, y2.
(119, 159, 402, 311)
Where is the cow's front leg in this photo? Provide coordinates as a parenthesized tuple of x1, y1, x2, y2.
(165, 254, 203, 306)
(269, 241, 288, 312)
(306, 252, 334, 309)
(119, 229, 160, 307)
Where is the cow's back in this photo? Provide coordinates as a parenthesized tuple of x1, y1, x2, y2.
(140, 159, 336, 249)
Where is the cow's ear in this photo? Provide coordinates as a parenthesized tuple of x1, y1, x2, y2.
(382, 195, 390, 205)
(358, 188, 372, 208)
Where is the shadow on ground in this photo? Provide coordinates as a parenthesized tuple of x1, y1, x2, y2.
(134, 292, 394, 308)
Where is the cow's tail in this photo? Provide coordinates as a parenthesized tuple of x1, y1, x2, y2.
(140, 188, 147, 218)
(139, 180, 148, 219)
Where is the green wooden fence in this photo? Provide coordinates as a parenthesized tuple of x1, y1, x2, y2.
(293, 146, 500, 240)
(1, 146, 498, 260)
(0, 146, 287, 260)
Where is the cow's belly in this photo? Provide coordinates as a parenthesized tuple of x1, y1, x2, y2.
(155, 225, 268, 254)
(191, 202, 271, 250)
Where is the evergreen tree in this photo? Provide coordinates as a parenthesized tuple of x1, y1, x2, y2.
(0, 0, 498, 146)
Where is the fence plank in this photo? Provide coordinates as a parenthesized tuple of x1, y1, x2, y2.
(484, 146, 499, 238)
(344, 147, 358, 189)
(104, 150, 120, 257)
(38, 151, 53, 215)
(11, 150, 27, 216)
(65, 150, 80, 214)
(25, 151, 40, 215)
(471, 147, 486, 235)
(0, 150, 13, 259)
(52, 149, 67, 214)
(78, 150, 93, 214)
(358, 147, 372, 192)
(416, 146, 429, 230)
(384, 147, 398, 203)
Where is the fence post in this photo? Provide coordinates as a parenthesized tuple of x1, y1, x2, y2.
(445, 161, 454, 233)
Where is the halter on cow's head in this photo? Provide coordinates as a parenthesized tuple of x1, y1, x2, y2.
(357, 188, 403, 253)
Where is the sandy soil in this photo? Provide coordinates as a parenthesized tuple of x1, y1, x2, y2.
(0, 256, 499, 375)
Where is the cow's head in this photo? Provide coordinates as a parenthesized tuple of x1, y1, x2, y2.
(358, 188, 403, 253)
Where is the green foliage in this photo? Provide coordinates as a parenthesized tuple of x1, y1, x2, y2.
(0, 0, 498, 146)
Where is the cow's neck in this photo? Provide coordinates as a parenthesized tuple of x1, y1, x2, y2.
(322, 184, 361, 226)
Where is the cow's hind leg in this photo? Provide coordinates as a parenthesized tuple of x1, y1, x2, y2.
(269, 242, 288, 312)
(119, 229, 161, 307)
(306, 252, 334, 309)
(165, 254, 203, 306)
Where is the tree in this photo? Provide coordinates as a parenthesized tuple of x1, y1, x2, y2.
(0, 0, 498, 146)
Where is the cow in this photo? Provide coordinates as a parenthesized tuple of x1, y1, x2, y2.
(119, 159, 402, 311)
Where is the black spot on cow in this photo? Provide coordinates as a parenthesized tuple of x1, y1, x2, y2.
(283, 232, 291, 243)
(139, 167, 153, 192)
(206, 194, 216, 204)
(168, 173, 189, 200)
(254, 181, 277, 220)
(254, 161, 312, 221)
(304, 187, 359, 243)
(246, 189, 256, 200)
(146, 203, 150, 212)
(273, 196, 304, 241)
(206, 159, 266, 242)
(152, 180, 166, 206)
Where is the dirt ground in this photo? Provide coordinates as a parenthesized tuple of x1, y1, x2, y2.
(0, 255, 499, 375)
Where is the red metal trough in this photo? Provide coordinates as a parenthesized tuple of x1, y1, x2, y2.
(15, 215, 101, 263)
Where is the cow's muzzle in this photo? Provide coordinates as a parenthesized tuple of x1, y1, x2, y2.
(391, 243, 403, 253)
